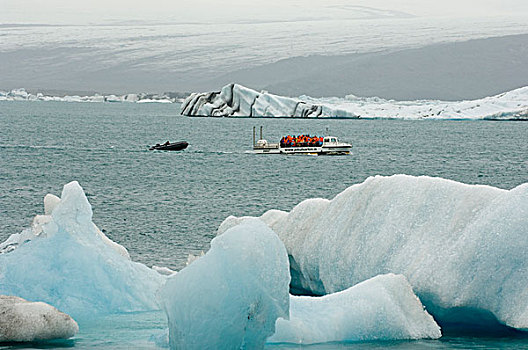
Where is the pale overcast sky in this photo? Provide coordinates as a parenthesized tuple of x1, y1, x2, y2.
(1, 0, 527, 24)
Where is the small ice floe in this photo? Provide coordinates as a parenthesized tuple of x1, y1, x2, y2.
(185, 251, 204, 266)
(0, 295, 78, 342)
(268, 274, 441, 344)
(152, 265, 176, 276)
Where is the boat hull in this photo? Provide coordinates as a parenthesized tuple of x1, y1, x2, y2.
(149, 141, 189, 151)
(253, 145, 350, 155)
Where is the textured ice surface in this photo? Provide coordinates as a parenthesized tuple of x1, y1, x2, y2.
(181, 83, 332, 118)
(269, 274, 440, 344)
(0, 295, 78, 342)
(0, 181, 165, 318)
(160, 218, 290, 350)
(182, 84, 528, 119)
(221, 175, 528, 329)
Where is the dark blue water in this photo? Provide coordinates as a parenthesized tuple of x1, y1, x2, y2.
(1, 101, 528, 349)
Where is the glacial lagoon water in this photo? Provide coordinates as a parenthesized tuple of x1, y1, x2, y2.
(1, 101, 528, 349)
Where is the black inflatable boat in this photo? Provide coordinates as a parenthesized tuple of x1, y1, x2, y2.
(149, 141, 188, 151)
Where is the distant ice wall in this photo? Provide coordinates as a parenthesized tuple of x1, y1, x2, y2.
(219, 175, 528, 330)
(182, 83, 528, 119)
(0, 88, 179, 103)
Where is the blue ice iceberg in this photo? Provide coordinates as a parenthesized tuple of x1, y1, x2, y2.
(0, 181, 165, 319)
(220, 175, 528, 330)
(269, 274, 441, 344)
(160, 218, 290, 349)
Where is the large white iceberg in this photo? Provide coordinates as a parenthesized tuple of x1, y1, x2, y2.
(219, 175, 528, 330)
(0, 295, 78, 342)
(160, 218, 290, 349)
(269, 274, 441, 344)
(181, 83, 327, 118)
(0, 181, 165, 318)
(181, 83, 528, 119)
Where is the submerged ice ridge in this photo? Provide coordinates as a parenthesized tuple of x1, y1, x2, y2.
(219, 175, 528, 330)
(182, 83, 528, 120)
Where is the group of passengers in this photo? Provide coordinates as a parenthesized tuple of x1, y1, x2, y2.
(280, 135, 323, 147)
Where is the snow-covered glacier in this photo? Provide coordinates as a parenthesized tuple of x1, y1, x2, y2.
(269, 274, 440, 344)
(182, 83, 528, 120)
(160, 219, 291, 349)
(219, 175, 528, 330)
(0, 181, 166, 319)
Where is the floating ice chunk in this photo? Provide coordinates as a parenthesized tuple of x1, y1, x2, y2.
(8, 88, 29, 100)
(124, 93, 138, 102)
(217, 210, 288, 236)
(152, 265, 176, 276)
(0, 181, 165, 318)
(105, 94, 122, 102)
(181, 83, 330, 118)
(44, 194, 60, 215)
(0, 228, 38, 254)
(185, 251, 204, 266)
(182, 84, 528, 119)
(160, 218, 290, 350)
(0, 295, 78, 342)
(0, 193, 60, 254)
(136, 99, 172, 103)
(269, 274, 441, 344)
(226, 175, 528, 330)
